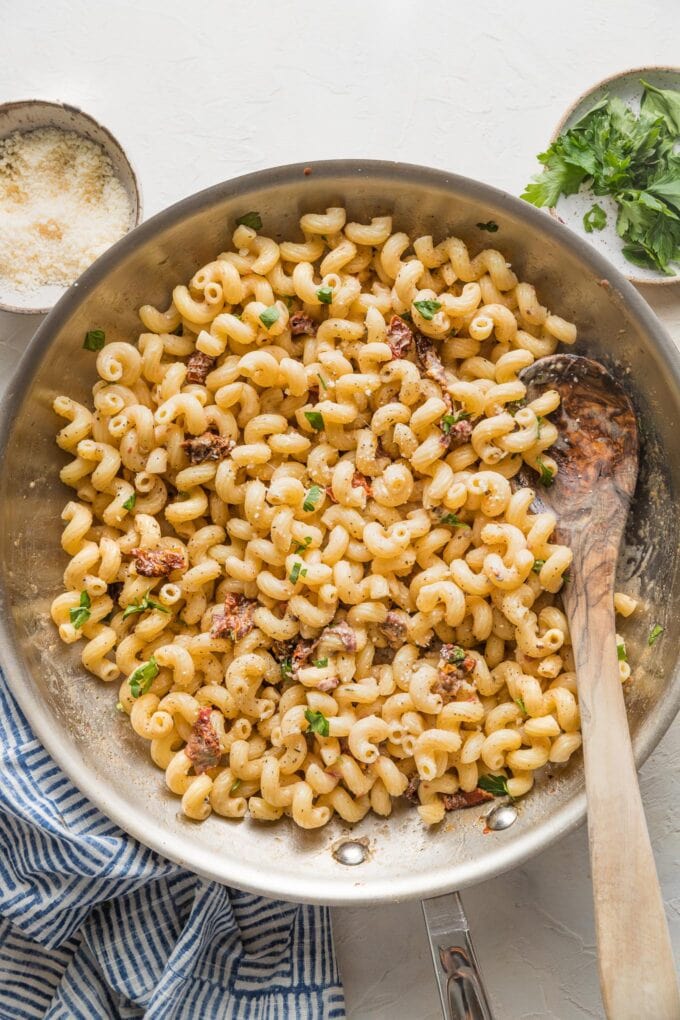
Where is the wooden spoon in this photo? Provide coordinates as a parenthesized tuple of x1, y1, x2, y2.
(520, 353, 680, 1020)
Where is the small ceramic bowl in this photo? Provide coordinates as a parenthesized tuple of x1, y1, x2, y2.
(549, 66, 680, 286)
(0, 99, 142, 314)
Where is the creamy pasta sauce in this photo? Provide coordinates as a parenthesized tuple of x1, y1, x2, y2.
(51, 208, 636, 829)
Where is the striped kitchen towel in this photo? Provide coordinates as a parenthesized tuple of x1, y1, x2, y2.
(0, 670, 346, 1019)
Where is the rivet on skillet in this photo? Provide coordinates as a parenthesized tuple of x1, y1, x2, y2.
(332, 840, 368, 866)
(485, 802, 518, 831)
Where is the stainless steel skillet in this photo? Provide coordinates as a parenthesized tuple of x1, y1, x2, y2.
(0, 161, 678, 1018)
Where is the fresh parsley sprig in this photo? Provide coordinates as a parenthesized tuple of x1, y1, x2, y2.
(522, 80, 680, 275)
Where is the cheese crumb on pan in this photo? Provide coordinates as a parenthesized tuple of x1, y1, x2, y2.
(0, 126, 133, 293)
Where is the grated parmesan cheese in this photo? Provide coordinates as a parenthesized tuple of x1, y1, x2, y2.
(0, 126, 132, 294)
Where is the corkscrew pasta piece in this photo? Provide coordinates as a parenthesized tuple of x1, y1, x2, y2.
(51, 206, 639, 830)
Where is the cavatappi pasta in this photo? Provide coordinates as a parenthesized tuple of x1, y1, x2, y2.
(52, 208, 637, 829)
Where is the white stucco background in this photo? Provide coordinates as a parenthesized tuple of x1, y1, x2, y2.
(2, 2, 680, 1017)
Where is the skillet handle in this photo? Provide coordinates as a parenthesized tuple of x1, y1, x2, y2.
(422, 892, 495, 1020)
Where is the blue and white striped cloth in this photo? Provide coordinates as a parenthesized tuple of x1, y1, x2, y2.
(0, 670, 346, 1019)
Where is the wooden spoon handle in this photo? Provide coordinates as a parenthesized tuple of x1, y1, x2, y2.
(570, 596, 680, 1019)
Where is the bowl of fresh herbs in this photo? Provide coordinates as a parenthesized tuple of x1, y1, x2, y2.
(522, 67, 680, 285)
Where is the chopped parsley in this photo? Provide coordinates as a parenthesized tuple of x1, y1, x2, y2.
(235, 211, 262, 230)
(304, 411, 325, 431)
(259, 305, 280, 329)
(522, 80, 680, 275)
(122, 594, 170, 620)
(440, 512, 467, 528)
(317, 373, 329, 390)
(476, 220, 499, 232)
(230, 779, 242, 795)
(304, 708, 330, 737)
(312, 657, 328, 668)
(289, 561, 308, 584)
(280, 658, 293, 681)
(283, 295, 294, 309)
(303, 484, 323, 512)
(128, 656, 159, 698)
(122, 492, 136, 511)
(317, 285, 333, 304)
(440, 411, 470, 434)
(69, 590, 92, 630)
(478, 773, 513, 799)
(83, 329, 105, 352)
(515, 697, 527, 714)
(536, 457, 555, 486)
(648, 623, 664, 646)
(506, 398, 527, 415)
(617, 640, 628, 662)
(583, 203, 607, 233)
(532, 558, 545, 573)
(413, 299, 442, 320)
(294, 536, 313, 553)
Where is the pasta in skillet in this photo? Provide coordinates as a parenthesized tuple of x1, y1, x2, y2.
(51, 208, 637, 829)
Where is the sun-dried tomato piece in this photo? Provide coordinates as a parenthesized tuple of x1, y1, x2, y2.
(386, 315, 413, 359)
(186, 706, 221, 774)
(442, 788, 494, 811)
(182, 431, 235, 464)
(211, 593, 256, 641)
(132, 548, 185, 578)
(186, 351, 216, 384)
(290, 313, 318, 337)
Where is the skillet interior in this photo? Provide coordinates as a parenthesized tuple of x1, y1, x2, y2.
(0, 160, 678, 905)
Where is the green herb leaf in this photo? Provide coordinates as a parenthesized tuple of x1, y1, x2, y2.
(640, 79, 680, 135)
(440, 411, 470, 434)
(317, 285, 333, 304)
(440, 513, 467, 528)
(69, 590, 92, 630)
(648, 623, 664, 646)
(303, 484, 323, 512)
(128, 656, 159, 698)
(317, 373, 329, 390)
(259, 305, 280, 329)
(122, 594, 170, 620)
(304, 410, 325, 431)
(236, 211, 262, 230)
(123, 492, 136, 511)
(312, 657, 328, 668)
(280, 657, 293, 681)
(413, 299, 442, 320)
(536, 457, 555, 486)
(401, 310, 413, 322)
(83, 329, 105, 352)
(230, 779, 242, 795)
(506, 398, 527, 415)
(617, 640, 628, 662)
(283, 295, 294, 309)
(294, 536, 313, 553)
(515, 697, 527, 714)
(289, 561, 308, 584)
(476, 220, 499, 232)
(583, 203, 607, 233)
(532, 558, 546, 573)
(304, 708, 330, 737)
(478, 773, 513, 799)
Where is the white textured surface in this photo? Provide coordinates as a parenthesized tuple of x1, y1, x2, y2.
(2, 2, 680, 1017)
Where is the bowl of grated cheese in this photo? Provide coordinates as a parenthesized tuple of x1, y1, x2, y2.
(0, 99, 142, 314)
